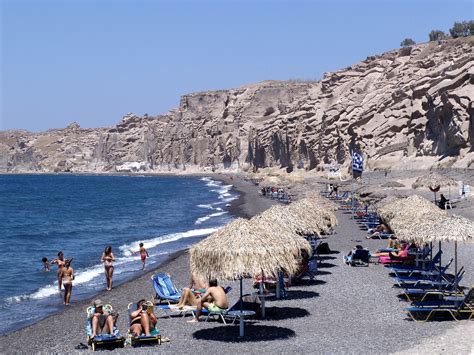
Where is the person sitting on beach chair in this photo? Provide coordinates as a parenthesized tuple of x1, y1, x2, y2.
(187, 279, 228, 323)
(176, 273, 208, 309)
(129, 299, 158, 336)
(293, 249, 311, 280)
(438, 194, 450, 209)
(343, 245, 370, 266)
(373, 236, 400, 254)
(89, 299, 115, 338)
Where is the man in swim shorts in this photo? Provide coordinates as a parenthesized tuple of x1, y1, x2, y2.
(90, 299, 115, 338)
(187, 279, 228, 323)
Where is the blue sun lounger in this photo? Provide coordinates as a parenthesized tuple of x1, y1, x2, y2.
(404, 287, 474, 322)
(398, 270, 465, 301)
(127, 302, 161, 347)
(388, 250, 440, 276)
(86, 305, 125, 351)
(398, 268, 465, 290)
(151, 273, 181, 305)
(344, 249, 370, 266)
(391, 259, 453, 285)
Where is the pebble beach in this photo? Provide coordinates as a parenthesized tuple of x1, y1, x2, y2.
(1, 172, 473, 354)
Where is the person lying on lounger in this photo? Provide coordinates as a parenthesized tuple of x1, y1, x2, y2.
(90, 299, 115, 338)
(366, 224, 390, 238)
(373, 236, 400, 254)
(187, 279, 228, 323)
(129, 299, 158, 336)
(371, 242, 410, 258)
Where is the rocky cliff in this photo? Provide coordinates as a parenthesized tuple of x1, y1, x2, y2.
(1, 37, 473, 173)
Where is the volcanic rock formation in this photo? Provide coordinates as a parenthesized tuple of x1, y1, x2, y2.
(1, 37, 473, 173)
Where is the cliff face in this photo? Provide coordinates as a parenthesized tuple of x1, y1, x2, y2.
(1, 37, 473, 173)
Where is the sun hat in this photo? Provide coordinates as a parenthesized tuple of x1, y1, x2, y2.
(93, 299, 103, 308)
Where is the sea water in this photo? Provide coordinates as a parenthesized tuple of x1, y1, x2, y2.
(0, 174, 237, 335)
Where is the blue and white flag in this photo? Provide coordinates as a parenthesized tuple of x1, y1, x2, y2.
(352, 152, 363, 173)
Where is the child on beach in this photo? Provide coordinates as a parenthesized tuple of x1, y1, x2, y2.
(138, 243, 149, 270)
(41, 257, 50, 271)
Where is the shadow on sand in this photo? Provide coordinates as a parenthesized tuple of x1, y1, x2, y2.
(280, 290, 320, 300)
(315, 270, 332, 276)
(262, 306, 310, 321)
(317, 262, 338, 268)
(317, 255, 338, 260)
(193, 324, 296, 342)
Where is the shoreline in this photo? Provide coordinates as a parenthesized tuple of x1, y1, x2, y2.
(0, 173, 273, 347)
(2, 172, 472, 353)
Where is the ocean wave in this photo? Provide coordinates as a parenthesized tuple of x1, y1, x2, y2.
(119, 227, 219, 257)
(195, 211, 228, 225)
(197, 204, 224, 212)
(4, 248, 184, 305)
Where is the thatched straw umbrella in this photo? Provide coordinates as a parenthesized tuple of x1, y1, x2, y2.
(252, 206, 315, 245)
(392, 214, 474, 284)
(377, 195, 446, 225)
(190, 218, 306, 336)
(377, 195, 447, 263)
(412, 172, 458, 202)
(303, 192, 339, 211)
(252, 205, 321, 237)
(252, 199, 337, 238)
(190, 218, 300, 280)
(288, 198, 338, 233)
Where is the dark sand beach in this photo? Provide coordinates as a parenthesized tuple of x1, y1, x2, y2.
(1, 172, 473, 353)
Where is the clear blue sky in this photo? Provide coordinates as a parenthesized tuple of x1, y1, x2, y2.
(1, 0, 472, 131)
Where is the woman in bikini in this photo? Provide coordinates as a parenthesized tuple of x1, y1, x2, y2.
(51, 251, 73, 291)
(60, 259, 74, 305)
(129, 299, 157, 336)
(101, 246, 115, 291)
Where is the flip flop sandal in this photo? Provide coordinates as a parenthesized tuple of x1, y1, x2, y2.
(74, 343, 89, 350)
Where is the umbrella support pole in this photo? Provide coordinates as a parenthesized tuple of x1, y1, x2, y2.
(276, 271, 281, 299)
(454, 241, 458, 287)
(438, 241, 442, 286)
(239, 277, 244, 338)
(259, 281, 265, 319)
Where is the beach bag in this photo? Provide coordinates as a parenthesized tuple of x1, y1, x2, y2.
(316, 242, 331, 254)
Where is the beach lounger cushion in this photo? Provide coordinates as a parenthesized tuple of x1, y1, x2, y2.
(86, 305, 125, 351)
(152, 273, 181, 304)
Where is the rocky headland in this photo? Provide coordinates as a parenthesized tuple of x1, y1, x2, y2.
(1, 37, 473, 174)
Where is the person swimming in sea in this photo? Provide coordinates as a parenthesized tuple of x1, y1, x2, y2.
(60, 259, 74, 305)
(101, 245, 115, 291)
(51, 251, 73, 290)
(41, 257, 50, 272)
(138, 243, 149, 270)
